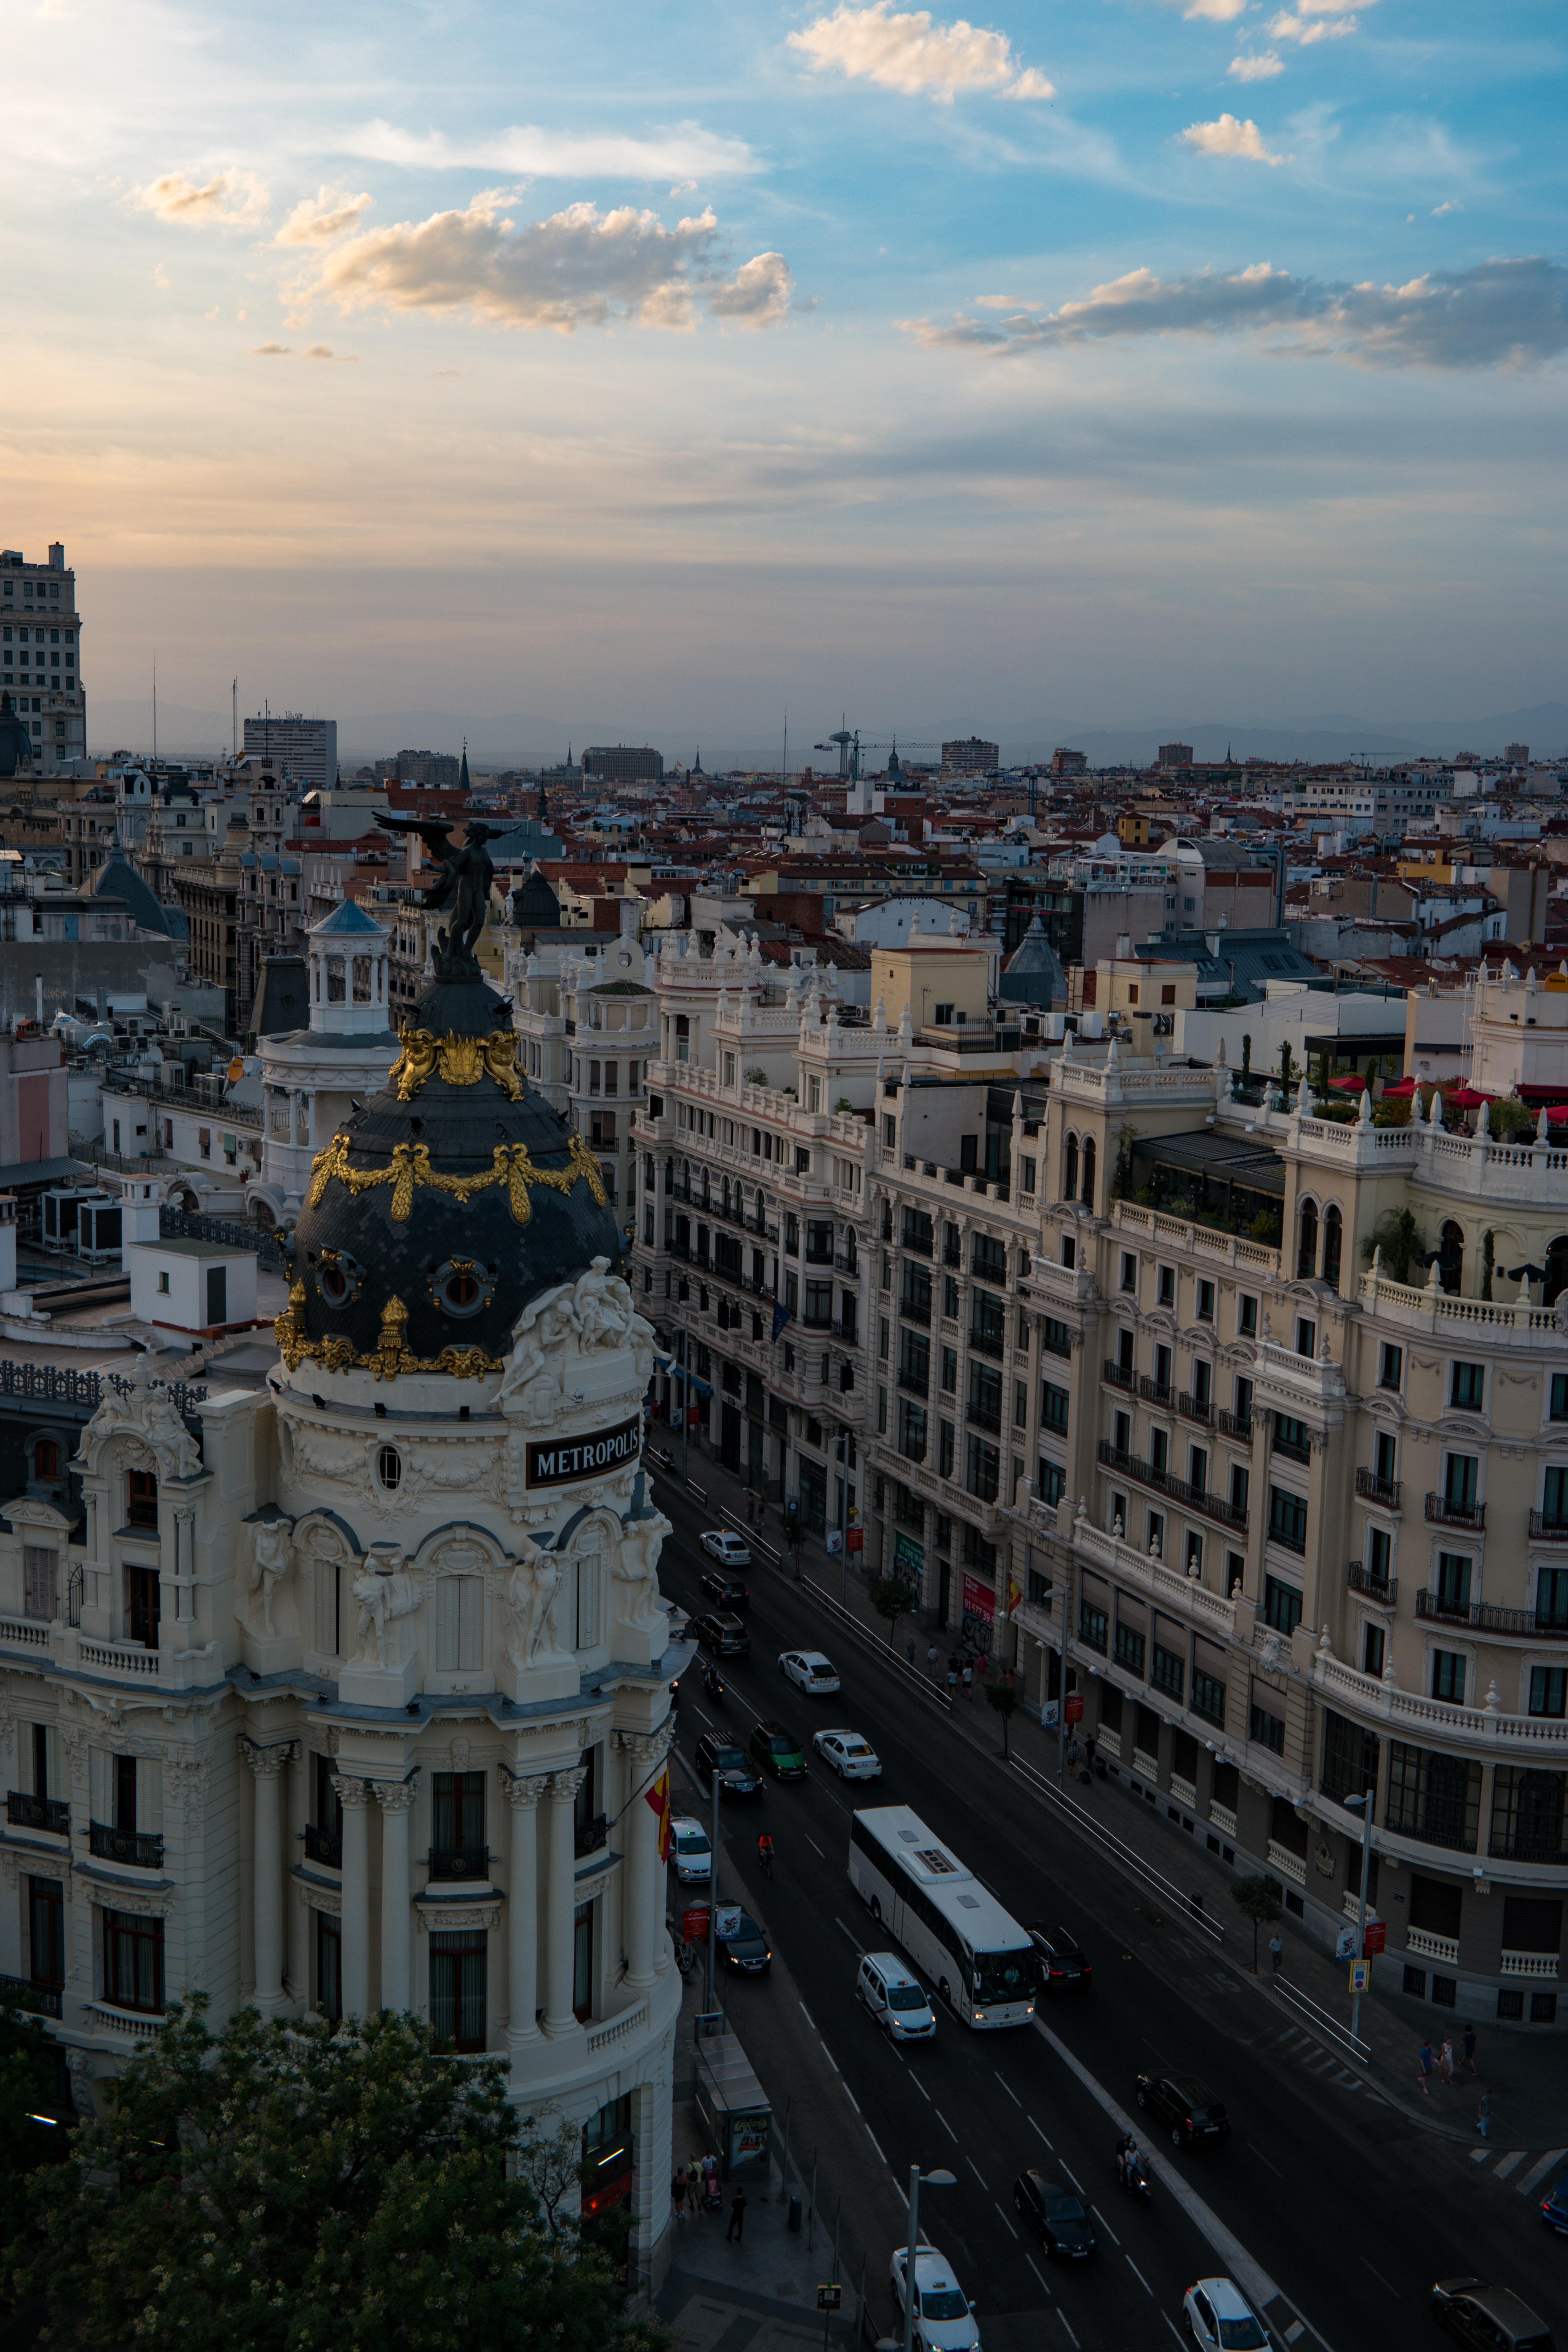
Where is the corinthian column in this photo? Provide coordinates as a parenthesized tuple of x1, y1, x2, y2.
(374, 1779, 416, 2013)
(337, 1777, 373, 2016)
(543, 1765, 585, 2035)
(241, 1739, 297, 2010)
(502, 1771, 546, 2044)
(616, 1729, 669, 1992)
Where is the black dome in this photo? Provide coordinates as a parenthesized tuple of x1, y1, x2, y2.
(280, 972, 624, 1381)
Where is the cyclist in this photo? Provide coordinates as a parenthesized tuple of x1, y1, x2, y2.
(756, 1832, 775, 1878)
(1115, 2131, 1135, 2187)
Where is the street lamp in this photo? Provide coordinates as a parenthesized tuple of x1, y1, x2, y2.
(902, 2165, 957, 2352)
(1343, 1787, 1375, 2045)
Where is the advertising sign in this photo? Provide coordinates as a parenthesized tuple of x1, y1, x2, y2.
(1362, 1919, 1386, 1956)
(847, 1527, 864, 1552)
(1064, 1692, 1085, 1724)
(682, 1906, 710, 1943)
(525, 1414, 642, 1489)
(715, 1902, 744, 1939)
(961, 1573, 995, 1625)
(894, 1532, 924, 1579)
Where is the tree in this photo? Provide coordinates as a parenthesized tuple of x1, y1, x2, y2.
(1361, 1204, 1428, 1285)
(24, 1998, 650, 2352)
(1279, 1041, 1294, 1093)
(1240, 1032, 1252, 1087)
(1229, 1874, 1283, 1974)
(0, 1985, 65, 2246)
(984, 1671, 1022, 1759)
(1482, 1228, 1495, 1302)
(869, 1573, 915, 1649)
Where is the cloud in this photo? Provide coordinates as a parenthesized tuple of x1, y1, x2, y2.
(787, 3, 1055, 103)
(343, 118, 756, 182)
(307, 193, 788, 336)
(973, 292, 1037, 309)
(152, 263, 169, 290)
(1228, 52, 1284, 81)
(1432, 199, 1463, 217)
(1181, 113, 1287, 164)
(901, 255, 1568, 369)
(1269, 0, 1365, 41)
(303, 344, 359, 361)
(276, 186, 373, 246)
(132, 168, 270, 228)
(250, 342, 293, 355)
(1156, 0, 1248, 20)
(709, 252, 795, 329)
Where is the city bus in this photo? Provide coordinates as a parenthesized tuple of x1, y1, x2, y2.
(848, 1805, 1036, 2029)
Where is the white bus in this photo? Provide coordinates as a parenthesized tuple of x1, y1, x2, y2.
(848, 1805, 1036, 2029)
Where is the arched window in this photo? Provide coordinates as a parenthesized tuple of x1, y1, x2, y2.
(1064, 1134, 1079, 1201)
(33, 1437, 59, 1480)
(1081, 1136, 1097, 1212)
(1438, 1220, 1464, 1296)
(1322, 1203, 1343, 1288)
(1297, 1198, 1319, 1280)
(1546, 1236, 1568, 1308)
(431, 1576, 484, 1674)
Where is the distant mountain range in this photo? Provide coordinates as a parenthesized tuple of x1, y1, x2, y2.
(86, 699, 1568, 774)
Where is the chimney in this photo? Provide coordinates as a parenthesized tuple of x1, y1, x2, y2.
(48, 543, 64, 572)
(618, 895, 638, 940)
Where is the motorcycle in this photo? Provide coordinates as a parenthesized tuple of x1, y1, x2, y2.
(703, 1666, 726, 1704)
(1115, 2147, 1153, 2204)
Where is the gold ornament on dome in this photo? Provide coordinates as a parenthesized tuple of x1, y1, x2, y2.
(389, 1028, 524, 1102)
(273, 1285, 502, 1383)
(305, 1129, 606, 1225)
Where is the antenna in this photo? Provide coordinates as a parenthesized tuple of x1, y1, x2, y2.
(232, 677, 237, 763)
(152, 654, 157, 764)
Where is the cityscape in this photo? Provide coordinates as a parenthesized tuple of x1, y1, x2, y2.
(4, 3, 1566, 2349)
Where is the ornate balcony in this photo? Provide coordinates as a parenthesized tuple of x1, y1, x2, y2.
(304, 1823, 342, 1868)
(1138, 1373, 1173, 1408)
(89, 1822, 164, 1869)
(1425, 1493, 1486, 1532)
(428, 1845, 490, 1882)
(1217, 1409, 1253, 1444)
(1347, 1561, 1397, 1606)
(573, 1813, 609, 1859)
(7, 1791, 68, 1836)
(1103, 1359, 1135, 1393)
(1416, 1589, 1568, 1641)
(1528, 1513, 1568, 1543)
(1096, 1439, 1249, 1532)
(1177, 1392, 1214, 1428)
(1355, 1468, 1402, 1510)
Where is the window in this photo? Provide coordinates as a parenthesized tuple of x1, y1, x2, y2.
(103, 1908, 163, 2012)
(23, 1547, 57, 1622)
(1295, 1318, 1316, 1359)
(1229, 1464, 1250, 1516)
(971, 1233, 1006, 1284)
(1444, 1453, 1479, 1512)
(28, 1875, 63, 1990)
(1379, 1343, 1403, 1391)
(1064, 1135, 1078, 1199)
(940, 1346, 957, 1392)
(1322, 1205, 1342, 1287)
(1080, 1136, 1096, 1210)
(1250, 1699, 1286, 1755)
(1151, 1641, 1184, 1702)
(943, 1274, 959, 1318)
(1450, 1361, 1485, 1412)
(1036, 1459, 1064, 1506)
(1079, 1597, 1108, 1652)
(1196, 1279, 1214, 1323)
(1263, 1574, 1302, 1634)
(316, 1911, 342, 2021)
(1386, 1743, 1480, 1852)
(573, 1900, 595, 2020)
(1273, 1414, 1310, 1464)
(127, 1468, 158, 1530)
(1192, 1669, 1225, 1725)
(1537, 1564, 1568, 1628)
(1363, 1622, 1385, 1678)
(1014, 1380, 1028, 1428)
(432, 1576, 485, 1673)
(1041, 1381, 1069, 1436)
(1366, 1526, 1392, 1584)
(1120, 1251, 1137, 1294)
(432, 1772, 487, 1874)
(1297, 1199, 1318, 1279)
(1041, 1317, 1071, 1360)
(128, 1566, 160, 1649)
(938, 1419, 955, 1478)
(1238, 1294, 1257, 1338)
(1431, 1650, 1468, 1704)
(964, 1433, 999, 1502)
(1551, 1374, 1568, 1422)
(1157, 1266, 1175, 1308)
(898, 1400, 927, 1463)
(429, 1929, 487, 2051)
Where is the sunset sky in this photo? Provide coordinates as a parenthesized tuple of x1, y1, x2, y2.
(8, 0, 1564, 755)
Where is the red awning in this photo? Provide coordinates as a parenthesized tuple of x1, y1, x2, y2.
(1326, 1073, 1367, 1091)
(1381, 1077, 1417, 1096)
(1444, 1086, 1493, 1108)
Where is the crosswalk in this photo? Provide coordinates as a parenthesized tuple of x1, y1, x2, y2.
(1265, 2022, 1379, 2100)
(1471, 2145, 1566, 2198)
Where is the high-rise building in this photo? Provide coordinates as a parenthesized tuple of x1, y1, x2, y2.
(0, 543, 85, 775)
(1505, 743, 1530, 768)
(376, 749, 461, 788)
(242, 714, 338, 791)
(580, 746, 663, 784)
(1157, 742, 1194, 768)
(1051, 748, 1088, 777)
(942, 737, 1000, 771)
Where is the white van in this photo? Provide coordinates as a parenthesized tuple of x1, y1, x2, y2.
(857, 1950, 936, 2041)
(670, 1818, 712, 1882)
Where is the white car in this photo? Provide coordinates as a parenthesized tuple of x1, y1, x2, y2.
(858, 1951, 935, 2041)
(813, 1728, 881, 1778)
(1182, 2279, 1268, 2351)
(890, 2247, 980, 2352)
(780, 1649, 841, 1695)
(669, 1817, 712, 1883)
(700, 1530, 752, 1568)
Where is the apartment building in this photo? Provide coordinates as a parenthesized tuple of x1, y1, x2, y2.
(510, 903, 655, 1215)
(241, 714, 337, 791)
(0, 544, 85, 776)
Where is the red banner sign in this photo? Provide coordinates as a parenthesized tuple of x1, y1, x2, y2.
(1362, 1919, 1386, 1956)
(846, 1527, 863, 1552)
(682, 1905, 711, 1943)
(1064, 1693, 1085, 1723)
(961, 1573, 995, 1625)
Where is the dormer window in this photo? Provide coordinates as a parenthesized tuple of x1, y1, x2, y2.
(127, 1469, 158, 1530)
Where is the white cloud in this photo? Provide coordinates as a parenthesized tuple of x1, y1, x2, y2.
(709, 253, 795, 329)
(902, 255, 1568, 369)
(1181, 113, 1287, 164)
(152, 263, 169, 290)
(787, 3, 1054, 103)
(304, 344, 359, 361)
(1269, 0, 1365, 42)
(1432, 199, 1462, 217)
(1156, 0, 1248, 20)
(342, 118, 757, 182)
(276, 187, 373, 246)
(250, 342, 293, 355)
(973, 292, 1037, 309)
(132, 168, 270, 229)
(308, 193, 789, 336)
(1228, 52, 1284, 81)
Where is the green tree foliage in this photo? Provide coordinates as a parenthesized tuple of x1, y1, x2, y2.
(1240, 1032, 1252, 1086)
(1482, 1228, 1495, 1302)
(0, 1986, 65, 2245)
(1229, 1874, 1283, 1972)
(25, 1998, 654, 2352)
(983, 1671, 1022, 1759)
(1361, 1204, 1428, 1285)
(868, 1573, 915, 1649)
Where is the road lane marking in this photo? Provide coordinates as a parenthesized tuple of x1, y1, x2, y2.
(1057, 2316, 1079, 2348)
(805, 1833, 825, 1857)
(819, 2040, 840, 2074)
(799, 1999, 818, 2030)
(1162, 2319, 1184, 2348)
(866, 2126, 888, 2165)
(840, 2076, 860, 2112)
(1023, 2252, 1051, 2299)
(1030, 2117, 1054, 2151)
(1059, 2163, 1083, 2194)
(993, 2200, 1018, 2238)
(1493, 2149, 1526, 2180)
(1126, 2258, 1153, 2297)
(965, 2155, 988, 2189)
(1518, 2149, 1567, 2195)
(995, 2070, 1022, 2106)
(835, 1916, 860, 1945)
(1090, 2205, 1119, 2246)
(693, 1708, 714, 1729)
(1033, 2014, 1339, 2352)
(909, 2073, 931, 2102)
(934, 2106, 959, 2142)
(1247, 2143, 1283, 2179)
(1359, 2257, 1397, 2297)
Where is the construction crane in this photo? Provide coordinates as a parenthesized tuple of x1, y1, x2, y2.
(812, 728, 938, 782)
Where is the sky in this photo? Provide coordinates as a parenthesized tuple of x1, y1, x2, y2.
(7, 0, 1566, 758)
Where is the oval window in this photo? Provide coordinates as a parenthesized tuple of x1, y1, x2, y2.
(445, 1270, 482, 1310)
(377, 1445, 401, 1491)
(320, 1263, 350, 1305)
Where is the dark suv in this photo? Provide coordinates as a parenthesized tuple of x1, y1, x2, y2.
(1029, 1925, 1093, 1995)
(694, 1610, 750, 1658)
(700, 1569, 751, 1609)
(694, 1731, 762, 1797)
(1432, 2279, 1555, 2352)
(1134, 2071, 1230, 2149)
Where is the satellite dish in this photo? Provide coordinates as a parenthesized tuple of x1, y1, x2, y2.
(227, 1058, 244, 1082)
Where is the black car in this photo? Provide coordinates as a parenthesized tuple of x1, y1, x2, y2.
(1012, 2170, 1097, 2260)
(716, 1909, 772, 1975)
(645, 1445, 677, 1475)
(1135, 2071, 1230, 2149)
(694, 1731, 763, 1797)
(1432, 2279, 1555, 2352)
(694, 1610, 750, 1658)
(699, 1570, 751, 1609)
(1029, 1925, 1093, 1994)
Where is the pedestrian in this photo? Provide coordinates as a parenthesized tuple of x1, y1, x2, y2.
(672, 2170, 688, 2222)
(1066, 1734, 1081, 1773)
(962, 1665, 973, 1700)
(1477, 2089, 1491, 2141)
(1462, 2023, 1478, 2075)
(906, 1639, 916, 1667)
(745, 1491, 754, 1525)
(1268, 1932, 1283, 1975)
(688, 2157, 702, 2209)
(1439, 2036, 1454, 2084)
(927, 1644, 938, 1676)
(1417, 2041, 1433, 2094)
(975, 1651, 989, 1684)
(947, 1666, 958, 1696)
(1085, 1735, 1098, 1773)
(726, 2187, 748, 2243)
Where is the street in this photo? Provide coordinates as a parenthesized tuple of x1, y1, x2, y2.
(654, 1468, 1568, 2352)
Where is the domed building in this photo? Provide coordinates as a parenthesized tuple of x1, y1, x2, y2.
(0, 916, 684, 2283)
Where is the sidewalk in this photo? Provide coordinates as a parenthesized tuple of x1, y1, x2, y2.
(660, 1439, 1568, 2154)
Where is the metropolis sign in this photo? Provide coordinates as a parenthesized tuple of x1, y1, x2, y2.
(525, 1414, 642, 1490)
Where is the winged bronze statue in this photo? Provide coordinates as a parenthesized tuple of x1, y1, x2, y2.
(377, 810, 497, 981)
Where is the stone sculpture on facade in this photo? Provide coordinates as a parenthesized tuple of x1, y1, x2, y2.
(77, 1354, 202, 1480)
(612, 1510, 671, 1632)
(350, 1549, 423, 1669)
(243, 1516, 295, 1637)
(506, 1535, 565, 1665)
(500, 1259, 657, 1422)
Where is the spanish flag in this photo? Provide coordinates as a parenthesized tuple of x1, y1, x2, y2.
(645, 1766, 672, 1863)
(1008, 1573, 1023, 1621)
